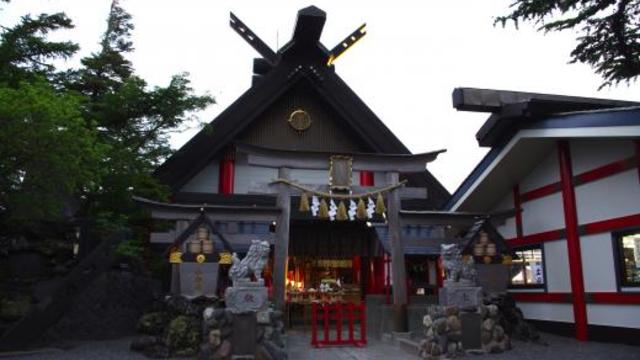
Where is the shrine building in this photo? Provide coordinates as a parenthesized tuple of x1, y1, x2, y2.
(447, 88, 640, 343)
(134, 6, 476, 332)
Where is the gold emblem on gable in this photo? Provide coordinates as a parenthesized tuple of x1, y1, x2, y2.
(288, 109, 312, 132)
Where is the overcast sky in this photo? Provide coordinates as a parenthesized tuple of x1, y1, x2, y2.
(3, 1, 638, 193)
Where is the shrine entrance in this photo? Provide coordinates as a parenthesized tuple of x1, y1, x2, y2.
(284, 220, 387, 329)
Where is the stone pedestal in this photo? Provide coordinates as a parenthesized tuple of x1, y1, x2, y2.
(224, 281, 268, 314)
(439, 286, 482, 309)
(231, 313, 257, 359)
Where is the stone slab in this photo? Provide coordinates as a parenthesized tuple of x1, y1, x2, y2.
(179, 262, 219, 297)
(460, 312, 482, 350)
(476, 264, 510, 294)
(438, 286, 482, 309)
(225, 286, 268, 314)
(231, 313, 257, 356)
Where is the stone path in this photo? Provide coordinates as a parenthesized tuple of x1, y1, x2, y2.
(2, 332, 638, 359)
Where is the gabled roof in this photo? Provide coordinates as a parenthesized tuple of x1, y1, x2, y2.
(446, 87, 640, 211)
(155, 6, 448, 203)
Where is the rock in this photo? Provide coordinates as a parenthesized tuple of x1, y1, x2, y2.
(256, 344, 274, 360)
(447, 315, 461, 332)
(213, 339, 231, 360)
(165, 315, 201, 357)
(478, 305, 487, 319)
(138, 312, 170, 335)
(433, 318, 447, 334)
(423, 315, 433, 328)
(262, 339, 288, 360)
(489, 342, 504, 354)
(445, 306, 459, 317)
(447, 331, 462, 343)
(482, 318, 495, 332)
(487, 304, 499, 318)
(493, 325, 505, 341)
(208, 329, 221, 347)
(257, 310, 271, 324)
(448, 342, 458, 356)
(425, 328, 434, 338)
(220, 324, 232, 339)
(481, 330, 492, 345)
(203, 307, 215, 320)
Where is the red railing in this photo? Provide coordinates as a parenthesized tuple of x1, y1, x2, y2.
(311, 302, 367, 348)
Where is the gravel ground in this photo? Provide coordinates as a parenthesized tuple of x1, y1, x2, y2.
(1, 332, 638, 359)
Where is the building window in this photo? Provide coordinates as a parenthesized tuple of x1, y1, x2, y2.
(509, 246, 545, 287)
(616, 231, 640, 287)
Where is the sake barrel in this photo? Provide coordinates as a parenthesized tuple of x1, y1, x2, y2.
(486, 243, 497, 256)
(196, 227, 208, 241)
(188, 240, 202, 254)
(478, 232, 490, 244)
(473, 243, 485, 256)
(202, 239, 214, 254)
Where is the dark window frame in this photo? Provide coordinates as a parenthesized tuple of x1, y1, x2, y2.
(508, 244, 546, 289)
(613, 229, 640, 288)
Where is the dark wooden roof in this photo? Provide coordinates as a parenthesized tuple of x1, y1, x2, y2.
(452, 87, 640, 147)
(154, 6, 449, 207)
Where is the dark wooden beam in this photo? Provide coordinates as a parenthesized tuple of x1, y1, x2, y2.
(327, 23, 366, 66)
(236, 143, 445, 173)
(452, 87, 639, 113)
(292, 6, 326, 44)
(230, 12, 278, 65)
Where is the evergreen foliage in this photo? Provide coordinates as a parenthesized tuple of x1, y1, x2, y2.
(496, 0, 640, 89)
(0, 0, 214, 236)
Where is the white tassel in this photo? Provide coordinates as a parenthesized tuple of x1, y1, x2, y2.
(348, 200, 357, 221)
(366, 197, 376, 219)
(329, 199, 337, 221)
(311, 196, 320, 216)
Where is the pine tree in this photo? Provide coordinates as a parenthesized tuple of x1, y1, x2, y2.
(496, 0, 640, 89)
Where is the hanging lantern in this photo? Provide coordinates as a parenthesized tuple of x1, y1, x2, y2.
(336, 201, 348, 221)
(356, 198, 367, 220)
(299, 192, 310, 213)
(375, 193, 386, 215)
(318, 198, 329, 219)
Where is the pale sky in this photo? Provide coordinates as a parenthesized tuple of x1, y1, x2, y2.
(3, 1, 639, 193)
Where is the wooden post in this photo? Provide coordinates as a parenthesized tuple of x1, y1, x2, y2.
(386, 171, 407, 331)
(273, 167, 291, 311)
(558, 141, 588, 341)
(171, 220, 188, 294)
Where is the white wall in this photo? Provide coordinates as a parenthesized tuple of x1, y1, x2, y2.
(181, 160, 219, 193)
(234, 164, 278, 194)
(543, 239, 572, 292)
(521, 193, 565, 235)
(517, 303, 574, 322)
(492, 192, 517, 239)
(587, 304, 640, 328)
(580, 233, 618, 293)
(575, 169, 640, 225)
(519, 149, 559, 193)
(570, 139, 634, 174)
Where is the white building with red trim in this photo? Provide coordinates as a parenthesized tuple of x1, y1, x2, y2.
(447, 88, 640, 344)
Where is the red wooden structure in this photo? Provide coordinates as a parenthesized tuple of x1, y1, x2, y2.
(311, 302, 367, 347)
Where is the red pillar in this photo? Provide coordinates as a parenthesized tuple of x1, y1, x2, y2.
(218, 149, 235, 194)
(359, 171, 374, 186)
(352, 256, 361, 284)
(513, 185, 523, 240)
(558, 140, 588, 341)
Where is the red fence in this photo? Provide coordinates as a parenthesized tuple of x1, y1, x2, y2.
(311, 302, 367, 348)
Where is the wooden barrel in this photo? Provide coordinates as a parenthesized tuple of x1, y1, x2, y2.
(188, 240, 202, 254)
(197, 227, 208, 241)
(202, 240, 214, 254)
(478, 232, 489, 244)
(473, 243, 485, 256)
(486, 243, 497, 256)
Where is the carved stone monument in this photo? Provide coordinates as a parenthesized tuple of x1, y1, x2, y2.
(439, 244, 482, 310)
(224, 240, 270, 314)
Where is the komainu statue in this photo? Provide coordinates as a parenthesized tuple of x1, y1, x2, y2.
(441, 243, 476, 284)
(228, 240, 270, 285)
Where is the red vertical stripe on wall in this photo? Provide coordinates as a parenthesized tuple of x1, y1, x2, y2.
(635, 140, 640, 183)
(218, 149, 235, 194)
(557, 140, 588, 341)
(352, 256, 361, 284)
(513, 185, 523, 239)
(359, 171, 375, 186)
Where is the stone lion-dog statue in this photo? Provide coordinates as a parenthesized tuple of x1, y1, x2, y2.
(228, 240, 270, 285)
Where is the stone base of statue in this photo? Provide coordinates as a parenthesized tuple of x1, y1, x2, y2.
(224, 279, 268, 315)
(439, 282, 482, 310)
